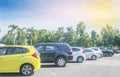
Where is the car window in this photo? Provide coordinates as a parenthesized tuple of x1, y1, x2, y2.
(15, 48, 28, 54)
(7, 47, 28, 55)
(85, 49, 92, 52)
(35, 45, 44, 52)
(45, 45, 58, 51)
(92, 48, 98, 51)
(72, 48, 80, 52)
(59, 44, 71, 52)
(0, 48, 7, 55)
(33, 47, 40, 55)
(99, 48, 106, 51)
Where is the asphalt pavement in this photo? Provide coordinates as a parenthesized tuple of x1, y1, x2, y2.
(0, 54, 120, 77)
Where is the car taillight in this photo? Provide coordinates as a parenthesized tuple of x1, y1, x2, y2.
(68, 50, 73, 54)
(32, 52, 39, 59)
(82, 49, 85, 53)
(98, 52, 101, 54)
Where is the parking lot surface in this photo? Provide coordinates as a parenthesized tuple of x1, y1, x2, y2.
(0, 54, 120, 77)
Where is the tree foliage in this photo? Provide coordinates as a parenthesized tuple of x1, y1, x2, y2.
(0, 23, 119, 48)
(101, 25, 117, 47)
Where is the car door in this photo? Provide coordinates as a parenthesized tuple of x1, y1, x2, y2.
(85, 49, 93, 59)
(3, 47, 25, 72)
(44, 45, 58, 62)
(35, 44, 46, 62)
(0, 47, 8, 72)
(72, 48, 81, 60)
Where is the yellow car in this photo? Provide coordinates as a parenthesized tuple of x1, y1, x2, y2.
(0, 45, 41, 76)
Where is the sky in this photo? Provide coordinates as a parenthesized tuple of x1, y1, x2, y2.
(0, 0, 120, 38)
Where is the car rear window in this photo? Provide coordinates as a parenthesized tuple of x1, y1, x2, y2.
(58, 44, 71, 52)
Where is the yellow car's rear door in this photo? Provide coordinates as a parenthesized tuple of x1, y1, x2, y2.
(0, 47, 8, 72)
(1, 47, 27, 72)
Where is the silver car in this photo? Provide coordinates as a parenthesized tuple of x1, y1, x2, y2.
(84, 48, 101, 60)
(90, 47, 103, 58)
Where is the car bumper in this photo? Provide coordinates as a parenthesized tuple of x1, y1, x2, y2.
(67, 56, 73, 60)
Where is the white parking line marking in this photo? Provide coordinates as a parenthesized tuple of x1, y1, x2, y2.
(45, 69, 57, 76)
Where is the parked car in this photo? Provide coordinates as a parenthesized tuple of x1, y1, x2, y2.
(98, 47, 114, 57)
(69, 47, 86, 63)
(0, 45, 41, 76)
(0, 44, 5, 47)
(107, 48, 120, 54)
(116, 49, 120, 54)
(90, 47, 103, 57)
(34, 43, 73, 67)
(84, 48, 101, 60)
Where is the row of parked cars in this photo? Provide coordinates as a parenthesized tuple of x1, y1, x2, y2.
(0, 43, 119, 76)
(34, 43, 119, 67)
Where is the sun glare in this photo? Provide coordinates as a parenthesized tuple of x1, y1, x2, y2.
(88, 0, 117, 26)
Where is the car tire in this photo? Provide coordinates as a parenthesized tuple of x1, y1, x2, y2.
(20, 64, 34, 76)
(91, 55, 97, 60)
(55, 57, 66, 67)
(77, 56, 84, 63)
(103, 54, 108, 57)
(108, 53, 113, 57)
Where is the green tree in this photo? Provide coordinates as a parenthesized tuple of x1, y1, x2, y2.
(26, 27, 39, 45)
(76, 22, 86, 36)
(15, 27, 27, 45)
(76, 32, 91, 47)
(95, 34, 102, 46)
(54, 27, 65, 42)
(114, 29, 120, 48)
(63, 27, 77, 46)
(8, 24, 18, 45)
(76, 22, 90, 47)
(1, 34, 14, 45)
(38, 29, 48, 43)
(45, 31, 56, 42)
(91, 30, 97, 46)
(101, 24, 116, 47)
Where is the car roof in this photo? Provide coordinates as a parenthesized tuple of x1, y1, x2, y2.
(35, 43, 69, 46)
(71, 47, 83, 49)
(85, 48, 95, 51)
(0, 45, 33, 48)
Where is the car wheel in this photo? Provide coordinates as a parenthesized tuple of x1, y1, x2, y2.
(100, 54, 103, 58)
(55, 57, 66, 67)
(20, 64, 34, 76)
(109, 53, 113, 57)
(77, 56, 84, 63)
(91, 55, 97, 60)
(103, 54, 108, 57)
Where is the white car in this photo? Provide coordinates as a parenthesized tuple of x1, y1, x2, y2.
(84, 48, 101, 60)
(0, 44, 5, 47)
(69, 47, 86, 63)
(90, 47, 103, 58)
